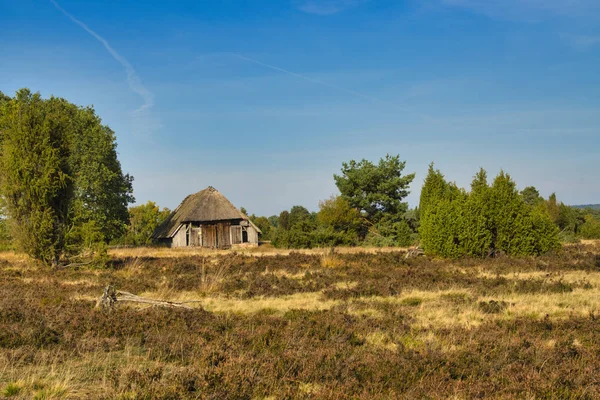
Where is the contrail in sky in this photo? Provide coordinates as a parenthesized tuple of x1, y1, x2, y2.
(231, 52, 383, 104)
(230, 52, 431, 120)
(50, 0, 154, 113)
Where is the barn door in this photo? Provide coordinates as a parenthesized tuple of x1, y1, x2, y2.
(202, 225, 217, 248)
(216, 221, 231, 248)
(190, 228, 201, 246)
(231, 226, 242, 245)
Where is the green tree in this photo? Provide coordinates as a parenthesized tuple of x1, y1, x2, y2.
(419, 166, 559, 258)
(419, 163, 465, 256)
(0, 213, 12, 251)
(123, 201, 171, 245)
(334, 154, 415, 224)
(288, 205, 312, 227)
(251, 216, 272, 241)
(0, 91, 9, 105)
(0, 90, 74, 266)
(278, 210, 290, 231)
(67, 106, 134, 244)
(459, 168, 493, 257)
(317, 196, 363, 233)
(580, 215, 600, 239)
(521, 186, 542, 206)
(267, 215, 279, 228)
(316, 196, 362, 245)
(0, 89, 134, 265)
(544, 193, 560, 224)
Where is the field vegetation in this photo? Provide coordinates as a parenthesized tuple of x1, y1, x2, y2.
(2, 242, 600, 399)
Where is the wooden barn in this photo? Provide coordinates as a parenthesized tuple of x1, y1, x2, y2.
(152, 186, 261, 249)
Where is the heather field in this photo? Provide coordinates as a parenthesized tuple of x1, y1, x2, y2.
(2, 242, 600, 399)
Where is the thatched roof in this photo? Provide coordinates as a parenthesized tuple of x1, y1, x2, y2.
(153, 186, 261, 239)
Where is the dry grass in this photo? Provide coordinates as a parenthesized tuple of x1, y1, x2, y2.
(3, 242, 600, 398)
(107, 244, 410, 259)
(138, 290, 339, 314)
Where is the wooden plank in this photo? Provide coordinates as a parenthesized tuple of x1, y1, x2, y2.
(190, 228, 201, 246)
(230, 226, 242, 245)
(172, 225, 187, 247)
(247, 226, 259, 244)
(216, 221, 231, 249)
(202, 225, 217, 248)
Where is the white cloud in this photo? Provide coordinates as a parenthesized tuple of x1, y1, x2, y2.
(296, 0, 367, 15)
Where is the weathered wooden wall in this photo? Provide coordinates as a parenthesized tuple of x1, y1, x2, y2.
(202, 225, 216, 248)
(172, 225, 187, 248)
(247, 226, 259, 244)
(169, 221, 253, 248)
(231, 226, 243, 245)
(190, 228, 201, 246)
(216, 221, 231, 249)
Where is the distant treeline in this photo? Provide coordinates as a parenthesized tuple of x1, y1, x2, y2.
(572, 204, 600, 211)
(121, 156, 600, 256)
(1, 89, 599, 263)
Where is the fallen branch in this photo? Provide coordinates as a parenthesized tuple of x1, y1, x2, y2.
(96, 285, 195, 310)
(405, 247, 425, 259)
(61, 260, 94, 268)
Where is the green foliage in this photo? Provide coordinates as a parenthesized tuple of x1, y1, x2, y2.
(419, 164, 467, 257)
(364, 218, 414, 247)
(0, 89, 133, 265)
(419, 163, 460, 218)
(0, 89, 74, 266)
(122, 201, 171, 246)
(572, 204, 600, 211)
(289, 205, 312, 227)
(0, 214, 12, 251)
(278, 210, 290, 231)
(317, 196, 363, 233)
(580, 215, 600, 239)
(273, 155, 418, 249)
(272, 201, 360, 248)
(521, 186, 542, 206)
(67, 106, 134, 243)
(250, 216, 272, 241)
(419, 165, 560, 258)
(0, 90, 10, 105)
(544, 193, 561, 225)
(537, 195, 591, 240)
(458, 169, 493, 257)
(334, 154, 415, 224)
(2, 382, 23, 397)
(267, 215, 279, 228)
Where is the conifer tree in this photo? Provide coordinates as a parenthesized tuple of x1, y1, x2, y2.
(460, 168, 493, 257)
(419, 165, 559, 258)
(0, 90, 74, 266)
(0, 89, 134, 265)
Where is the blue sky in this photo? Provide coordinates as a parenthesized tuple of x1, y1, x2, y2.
(1, 0, 599, 215)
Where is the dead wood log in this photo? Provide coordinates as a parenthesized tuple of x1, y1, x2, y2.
(96, 285, 194, 310)
(405, 247, 425, 259)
